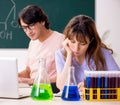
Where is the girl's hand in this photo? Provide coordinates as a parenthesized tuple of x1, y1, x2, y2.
(62, 38, 72, 55)
(78, 82, 84, 92)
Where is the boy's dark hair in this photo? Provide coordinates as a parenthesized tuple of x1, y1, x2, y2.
(18, 5, 50, 29)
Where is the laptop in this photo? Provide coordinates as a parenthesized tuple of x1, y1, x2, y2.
(0, 57, 30, 99)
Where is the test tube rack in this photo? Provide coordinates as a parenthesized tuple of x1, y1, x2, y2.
(83, 71, 120, 101)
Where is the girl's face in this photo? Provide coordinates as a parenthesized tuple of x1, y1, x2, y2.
(69, 36, 90, 57)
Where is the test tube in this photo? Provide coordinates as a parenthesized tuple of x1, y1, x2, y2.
(85, 71, 91, 88)
(84, 71, 92, 100)
(97, 71, 102, 88)
(118, 72, 120, 88)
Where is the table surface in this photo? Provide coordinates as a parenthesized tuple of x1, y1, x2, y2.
(0, 87, 120, 105)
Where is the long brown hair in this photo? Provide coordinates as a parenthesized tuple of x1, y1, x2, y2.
(63, 15, 113, 70)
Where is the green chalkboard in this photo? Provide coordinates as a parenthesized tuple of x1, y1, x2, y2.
(0, 0, 95, 48)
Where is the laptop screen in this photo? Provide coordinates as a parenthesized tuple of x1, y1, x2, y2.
(0, 57, 19, 98)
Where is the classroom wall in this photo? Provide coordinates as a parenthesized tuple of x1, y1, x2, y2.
(0, 0, 120, 72)
(96, 0, 120, 66)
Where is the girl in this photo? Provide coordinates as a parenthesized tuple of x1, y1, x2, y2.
(55, 15, 120, 92)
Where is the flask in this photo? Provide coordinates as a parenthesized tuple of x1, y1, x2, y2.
(30, 58, 53, 101)
(61, 66, 80, 101)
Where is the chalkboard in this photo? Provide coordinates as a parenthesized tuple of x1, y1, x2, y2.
(0, 0, 95, 48)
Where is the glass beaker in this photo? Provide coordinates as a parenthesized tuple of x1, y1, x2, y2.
(30, 58, 53, 101)
(61, 66, 80, 101)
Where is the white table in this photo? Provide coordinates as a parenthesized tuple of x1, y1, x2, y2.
(0, 96, 120, 105)
(0, 88, 120, 105)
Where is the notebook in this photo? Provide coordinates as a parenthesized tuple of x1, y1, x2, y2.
(0, 57, 30, 99)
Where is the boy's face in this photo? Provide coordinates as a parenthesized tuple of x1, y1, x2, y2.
(20, 19, 44, 40)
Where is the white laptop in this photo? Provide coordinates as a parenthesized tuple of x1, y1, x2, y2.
(0, 57, 30, 99)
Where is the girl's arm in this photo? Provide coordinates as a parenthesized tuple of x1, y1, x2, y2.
(56, 38, 73, 90)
